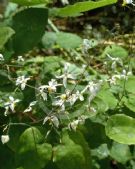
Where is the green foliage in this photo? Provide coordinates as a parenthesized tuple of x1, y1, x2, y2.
(12, 8, 48, 54)
(105, 114, 135, 144)
(0, 26, 15, 50)
(101, 44, 128, 59)
(42, 31, 82, 49)
(55, 0, 117, 17)
(0, 1, 135, 169)
(17, 127, 52, 169)
(110, 142, 132, 164)
(53, 130, 91, 169)
(11, 0, 50, 6)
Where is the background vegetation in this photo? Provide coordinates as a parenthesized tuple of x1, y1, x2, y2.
(0, 0, 135, 169)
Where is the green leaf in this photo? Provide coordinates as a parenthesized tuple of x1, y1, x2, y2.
(91, 144, 109, 160)
(110, 142, 131, 164)
(97, 87, 118, 110)
(125, 76, 135, 94)
(42, 31, 82, 49)
(92, 97, 108, 113)
(124, 94, 135, 112)
(0, 26, 15, 50)
(0, 144, 16, 169)
(12, 8, 48, 54)
(42, 32, 57, 49)
(53, 130, 91, 169)
(56, 32, 82, 49)
(101, 44, 128, 59)
(17, 127, 52, 169)
(55, 0, 117, 17)
(11, 0, 50, 6)
(80, 119, 109, 148)
(105, 114, 135, 144)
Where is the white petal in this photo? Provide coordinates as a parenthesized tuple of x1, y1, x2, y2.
(1, 135, 10, 144)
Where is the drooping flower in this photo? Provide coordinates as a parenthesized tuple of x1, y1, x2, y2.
(24, 101, 37, 113)
(4, 96, 20, 116)
(56, 63, 76, 88)
(38, 79, 61, 101)
(43, 115, 59, 128)
(61, 0, 69, 5)
(68, 116, 87, 131)
(38, 86, 48, 101)
(17, 56, 24, 62)
(1, 135, 10, 144)
(68, 90, 84, 106)
(82, 39, 91, 54)
(16, 76, 30, 90)
(122, 0, 135, 6)
(0, 54, 4, 61)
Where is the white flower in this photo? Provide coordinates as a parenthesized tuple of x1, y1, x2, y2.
(47, 79, 61, 93)
(56, 63, 76, 88)
(107, 54, 123, 70)
(4, 96, 20, 116)
(82, 81, 102, 104)
(38, 79, 61, 101)
(107, 54, 119, 62)
(1, 135, 10, 144)
(108, 76, 117, 85)
(61, 0, 69, 5)
(53, 95, 66, 111)
(16, 76, 30, 90)
(39, 79, 61, 93)
(68, 116, 86, 131)
(83, 81, 101, 95)
(0, 54, 4, 61)
(43, 116, 59, 128)
(82, 39, 91, 54)
(68, 120, 79, 131)
(108, 70, 132, 85)
(123, 0, 135, 5)
(24, 101, 37, 113)
(38, 86, 48, 101)
(17, 56, 24, 62)
(53, 90, 71, 110)
(68, 91, 84, 106)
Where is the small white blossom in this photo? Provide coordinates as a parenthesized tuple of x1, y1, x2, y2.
(83, 81, 101, 95)
(17, 56, 24, 62)
(38, 79, 61, 101)
(4, 96, 20, 116)
(43, 116, 59, 128)
(16, 76, 30, 90)
(108, 76, 117, 85)
(82, 81, 102, 104)
(68, 116, 86, 131)
(108, 70, 132, 85)
(68, 120, 79, 131)
(1, 135, 10, 144)
(82, 39, 91, 54)
(90, 107, 97, 113)
(61, 0, 69, 5)
(53, 95, 66, 111)
(53, 90, 71, 110)
(107, 54, 123, 70)
(39, 79, 61, 93)
(56, 63, 76, 88)
(38, 86, 48, 101)
(123, 0, 135, 5)
(0, 54, 4, 61)
(24, 101, 37, 113)
(68, 91, 84, 106)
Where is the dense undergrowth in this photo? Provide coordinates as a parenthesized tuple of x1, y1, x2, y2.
(0, 0, 135, 169)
